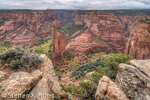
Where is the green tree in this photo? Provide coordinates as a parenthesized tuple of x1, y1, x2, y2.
(101, 53, 133, 78)
(58, 76, 61, 79)
(90, 72, 103, 86)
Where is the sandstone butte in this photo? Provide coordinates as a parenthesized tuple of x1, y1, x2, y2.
(52, 23, 65, 60)
(125, 19, 150, 59)
(65, 11, 126, 54)
(0, 11, 56, 47)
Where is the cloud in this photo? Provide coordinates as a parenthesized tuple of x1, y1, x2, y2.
(0, 0, 150, 10)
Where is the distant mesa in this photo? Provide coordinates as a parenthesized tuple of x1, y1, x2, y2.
(52, 23, 65, 60)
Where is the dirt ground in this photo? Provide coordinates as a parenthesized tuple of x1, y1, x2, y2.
(59, 69, 95, 86)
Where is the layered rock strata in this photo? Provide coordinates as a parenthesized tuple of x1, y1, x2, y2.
(66, 11, 126, 54)
(0, 11, 56, 47)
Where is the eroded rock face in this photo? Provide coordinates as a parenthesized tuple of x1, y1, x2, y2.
(115, 59, 150, 100)
(95, 75, 128, 100)
(125, 19, 150, 59)
(66, 11, 126, 54)
(0, 11, 56, 47)
(0, 70, 42, 100)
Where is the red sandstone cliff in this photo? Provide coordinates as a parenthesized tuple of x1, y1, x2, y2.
(0, 11, 56, 47)
(66, 11, 126, 54)
(125, 18, 150, 59)
(116, 15, 150, 37)
(52, 23, 65, 60)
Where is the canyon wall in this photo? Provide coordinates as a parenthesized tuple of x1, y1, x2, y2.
(0, 11, 56, 47)
(55, 10, 75, 21)
(116, 15, 150, 37)
(125, 18, 150, 59)
(52, 23, 65, 60)
(66, 11, 126, 54)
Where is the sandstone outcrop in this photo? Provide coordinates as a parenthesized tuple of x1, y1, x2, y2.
(66, 11, 126, 54)
(115, 59, 150, 100)
(31, 54, 64, 95)
(52, 23, 65, 59)
(125, 19, 150, 59)
(0, 70, 42, 100)
(95, 75, 128, 100)
(0, 11, 56, 47)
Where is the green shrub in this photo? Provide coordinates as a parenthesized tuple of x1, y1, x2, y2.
(67, 92, 74, 100)
(62, 70, 65, 72)
(101, 53, 133, 79)
(48, 50, 51, 52)
(0, 46, 43, 68)
(76, 76, 78, 80)
(58, 76, 61, 78)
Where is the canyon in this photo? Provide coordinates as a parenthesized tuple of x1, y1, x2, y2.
(66, 11, 126, 54)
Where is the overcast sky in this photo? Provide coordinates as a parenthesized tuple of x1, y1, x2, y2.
(0, 0, 150, 10)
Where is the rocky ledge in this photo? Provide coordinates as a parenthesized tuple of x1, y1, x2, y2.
(0, 54, 64, 100)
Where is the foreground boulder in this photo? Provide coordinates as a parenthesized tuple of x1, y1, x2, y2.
(115, 59, 150, 100)
(26, 54, 65, 100)
(95, 75, 128, 100)
(0, 70, 42, 100)
(36, 54, 64, 94)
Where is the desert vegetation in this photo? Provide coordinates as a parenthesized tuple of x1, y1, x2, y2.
(0, 46, 43, 69)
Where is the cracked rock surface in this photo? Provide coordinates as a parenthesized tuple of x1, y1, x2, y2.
(115, 59, 150, 100)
